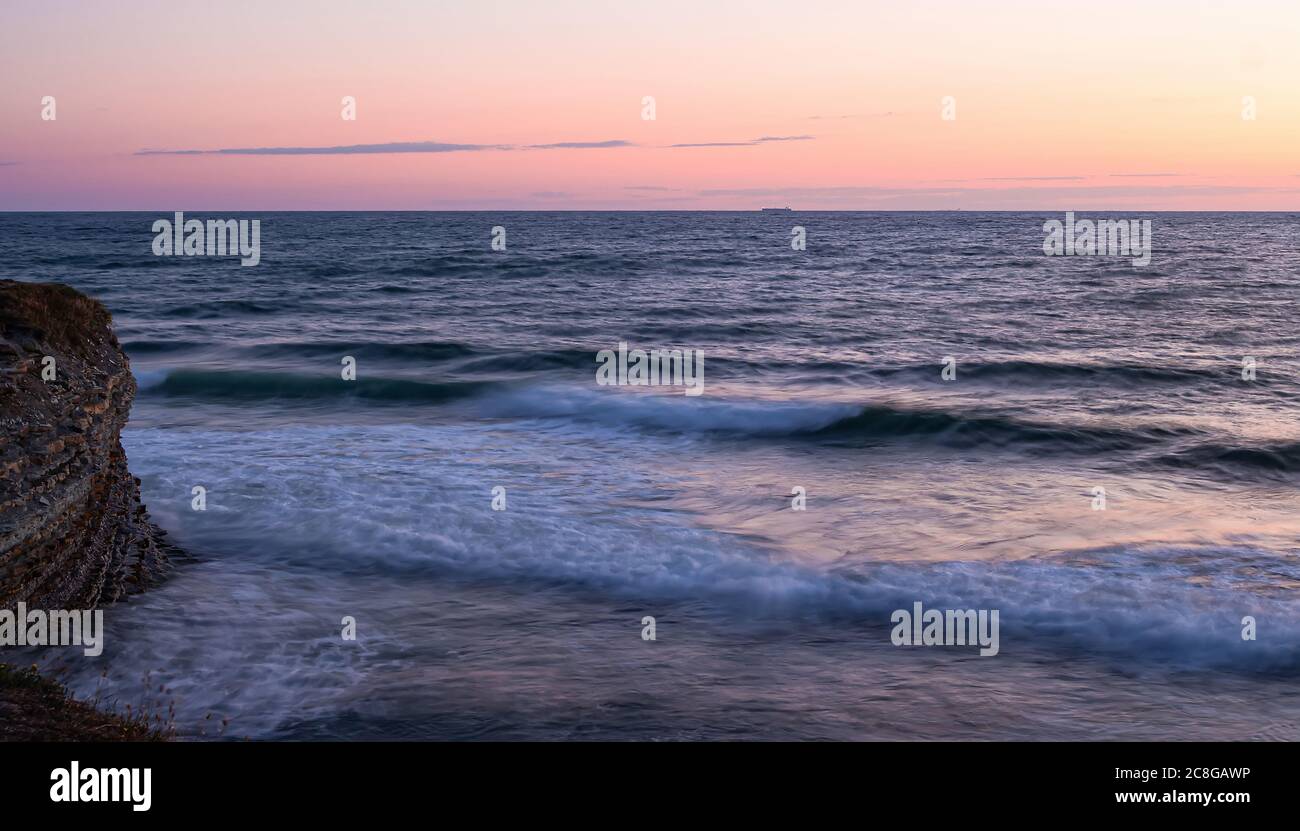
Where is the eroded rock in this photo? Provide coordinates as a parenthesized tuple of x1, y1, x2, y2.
(0, 280, 173, 609)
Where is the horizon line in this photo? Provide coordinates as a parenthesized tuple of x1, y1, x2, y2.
(3, 208, 1298, 214)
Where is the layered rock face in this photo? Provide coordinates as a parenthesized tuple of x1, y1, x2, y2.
(0, 280, 172, 609)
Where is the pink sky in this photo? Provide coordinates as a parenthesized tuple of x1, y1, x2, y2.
(1, 0, 1298, 210)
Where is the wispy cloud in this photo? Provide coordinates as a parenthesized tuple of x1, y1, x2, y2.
(137, 141, 510, 156)
(140, 135, 810, 155)
(0, 161, 18, 167)
(1110, 173, 1182, 178)
(137, 139, 634, 156)
(530, 190, 572, 198)
(527, 140, 634, 149)
(625, 185, 680, 191)
(669, 135, 814, 148)
(980, 176, 1086, 182)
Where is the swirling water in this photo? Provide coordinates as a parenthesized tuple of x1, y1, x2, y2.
(2, 211, 1298, 740)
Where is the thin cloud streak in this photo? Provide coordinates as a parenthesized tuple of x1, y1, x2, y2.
(527, 140, 634, 149)
(137, 141, 509, 156)
(137, 139, 634, 156)
(137, 135, 803, 155)
(669, 135, 814, 148)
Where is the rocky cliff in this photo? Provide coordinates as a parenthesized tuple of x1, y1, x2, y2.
(0, 280, 172, 609)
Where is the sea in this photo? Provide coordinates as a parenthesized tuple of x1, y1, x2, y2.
(2, 211, 1298, 740)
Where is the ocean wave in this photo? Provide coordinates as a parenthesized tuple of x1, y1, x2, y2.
(453, 348, 599, 374)
(150, 340, 603, 373)
(134, 370, 1297, 479)
(809, 403, 1203, 452)
(479, 385, 1196, 451)
(500, 388, 1300, 480)
(236, 340, 480, 362)
(477, 386, 859, 435)
(138, 367, 494, 404)
(832, 545, 1300, 670)
(1155, 439, 1300, 477)
(877, 359, 1224, 387)
(120, 423, 1300, 671)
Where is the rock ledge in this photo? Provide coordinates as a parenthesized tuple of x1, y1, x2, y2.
(0, 280, 172, 608)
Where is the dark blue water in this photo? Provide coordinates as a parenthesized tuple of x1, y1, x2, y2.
(3, 212, 1298, 739)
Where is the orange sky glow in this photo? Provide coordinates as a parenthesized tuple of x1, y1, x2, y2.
(2, 0, 1298, 209)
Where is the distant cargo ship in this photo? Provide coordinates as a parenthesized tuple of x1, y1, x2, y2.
(760, 207, 794, 212)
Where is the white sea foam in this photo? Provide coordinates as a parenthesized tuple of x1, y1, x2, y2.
(107, 424, 1300, 672)
(477, 385, 858, 435)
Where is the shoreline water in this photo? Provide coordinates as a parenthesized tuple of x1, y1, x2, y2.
(2, 212, 1298, 740)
